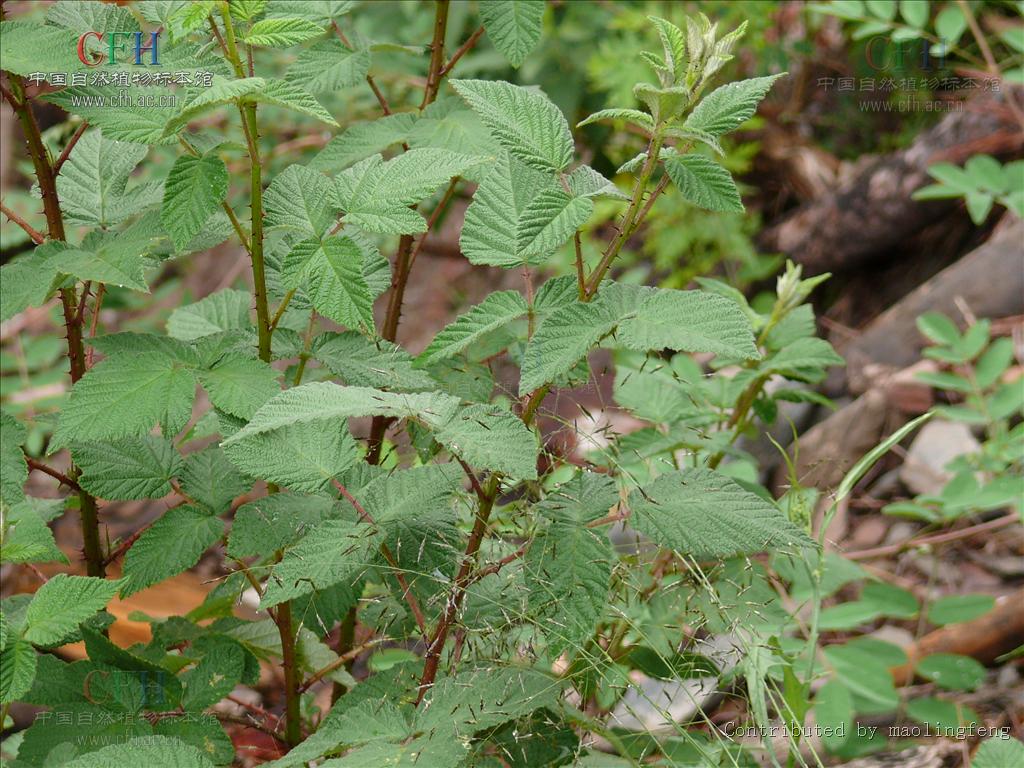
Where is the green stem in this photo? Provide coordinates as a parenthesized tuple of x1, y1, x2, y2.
(584, 131, 664, 298)
(8, 77, 104, 578)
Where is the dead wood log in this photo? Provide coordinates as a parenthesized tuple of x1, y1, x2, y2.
(759, 93, 1022, 274)
(841, 216, 1024, 393)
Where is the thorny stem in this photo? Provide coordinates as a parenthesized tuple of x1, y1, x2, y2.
(416, 474, 500, 703)
(300, 638, 386, 693)
(8, 75, 104, 579)
(440, 25, 484, 76)
(25, 458, 80, 490)
(53, 121, 88, 175)
(218, 4, 271, 361)
(217, 6, 295, 742)
(0, 201, 45, 244)
(331, 21, 394, 116)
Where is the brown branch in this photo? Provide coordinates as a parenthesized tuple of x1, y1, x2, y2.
(440, 25, 484, 76)
(416, 474, 499, 704)
(0, 201, 45, 244)
(332, 480, 429, 638)
(8, 74, 104, 578)
(846, 512, 1020, 561)
(25, 457, 81, 490)
(469, 541, 530, 585)
(419, 1, 451, 110)
(332, 20, 394, 115)
(574, 232, 586, 300)
(53, 121, 88, 174)
(298, 637, 387, 692)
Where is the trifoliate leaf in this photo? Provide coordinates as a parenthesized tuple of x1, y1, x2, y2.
(23, 574, 120, 646)
(629, 469, 810, 557)
(122, 506, 224, 597)
(45, 233, 152, 292)
(516, 188, 594, 262)
(161, 153, 229, 250)
(74, 436, 182, 500)
(53, 353, 197, 448)
(479, 0, 546, 68)
(450, 79, 573, 172)
(227, 494, 338, 558)
(663, 153, 744, 213)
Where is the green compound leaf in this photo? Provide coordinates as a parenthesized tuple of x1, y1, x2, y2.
(684, 73, 785, 138)
(663, 153, 744, 212)
(419, 290, 529, 363)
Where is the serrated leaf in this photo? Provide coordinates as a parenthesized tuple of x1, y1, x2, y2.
(23, 574, 120, 646)
(973, 737, 1024, 768)
(516, 188, 594, 261)
(618, 289, 759, 359)
(763, 337, 845, 378)
(265, 164, 335, 237)
(519, 283, 647, 394)
(287, 38, 371, 92)
(567, 165, 628, 200)
(122, 506, 224, 597)
(74, 436, 182, 500)
(161, 153, 229, 250)
(0, 20, 82, 77)
(525, 515, 613, 654)
(248, 79, 339, 126)
(164, 77, 266, 136)
(480, 0, 545, 67)
(262, 519, 380, 607)
(45, 87, 177, 145)
(315, 332, 436, 390)
(1, 501, 68, 565)
(311, 113, 418, 171)
(577, 108, 654, 130)
(57, 129, 150, 228)
(419, 291, 529, 363)
(61, 735, 216, 768)
(460, 152, 552, 267)
(0, 409, 28, 505)
(663, 153, 744, 212)
(684, 73, 785, 137)
(629, 469, 811, 558)
(282, 235, 374, 330)
(244, 17, 325, 47)
(167, 288, 253, 340)
(224, 418, 359, 492)
(45, 233, 152, 292)
(451, 79, 573, 172)
(416, 665, 562, 734)
(227, 494, 338, 558)
(152, 715, 234, 765)
(53, 353, 197, 448)
(179, 446, 249, 513)
(0, 253, 60, 323)
(224, 383, 538, 478)
(197, 355, 280, 420)
(0, 640, 36, 703)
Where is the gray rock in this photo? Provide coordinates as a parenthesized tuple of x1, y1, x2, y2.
(899, 419, 980, 496)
